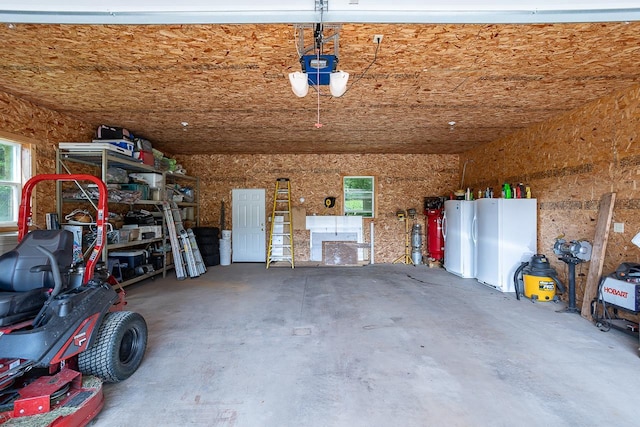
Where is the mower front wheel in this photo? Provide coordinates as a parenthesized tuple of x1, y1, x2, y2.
(78, 311, 148, 383)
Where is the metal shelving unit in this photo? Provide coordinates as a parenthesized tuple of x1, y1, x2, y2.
(55, 147, 199, 288)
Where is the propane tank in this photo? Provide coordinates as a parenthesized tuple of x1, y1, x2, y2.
(425, 208, 444, 261)
(411, 223, 423, 265)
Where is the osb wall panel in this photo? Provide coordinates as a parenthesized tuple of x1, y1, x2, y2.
(0, 90, 94, 226)
(175, 153, 458, 263)
(461, 84, 640, 312)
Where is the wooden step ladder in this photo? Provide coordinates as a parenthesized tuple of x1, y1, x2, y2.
(267, 178, 294, 268)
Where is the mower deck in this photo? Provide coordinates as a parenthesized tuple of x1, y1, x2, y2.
(0, 368, 103, 426)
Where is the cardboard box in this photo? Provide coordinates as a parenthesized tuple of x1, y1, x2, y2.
(122, 225, 161, 241)
(139, 225, 162, 239)
(127, 228, 140, 241)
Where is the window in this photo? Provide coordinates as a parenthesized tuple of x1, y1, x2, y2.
(343, 176, 374, 218)
(0, 138, 30, 227)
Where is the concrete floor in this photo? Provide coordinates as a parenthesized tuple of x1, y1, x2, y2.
(91, 264, 640, 427)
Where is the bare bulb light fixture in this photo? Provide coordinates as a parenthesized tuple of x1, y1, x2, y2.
(288, 67, 349, 98)
(329, 71, 349, 97)
(289, 72, 309, 97)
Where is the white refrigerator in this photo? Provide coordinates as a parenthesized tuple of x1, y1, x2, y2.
(474, 198, 537, 292)
(442, 200, 476, 278)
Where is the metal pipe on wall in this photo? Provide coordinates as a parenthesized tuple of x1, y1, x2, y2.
(370, 221, 374, 265)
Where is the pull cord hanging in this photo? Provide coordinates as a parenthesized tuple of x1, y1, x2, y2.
(315, 46, 322, 128)
(314, 5, 324, 128)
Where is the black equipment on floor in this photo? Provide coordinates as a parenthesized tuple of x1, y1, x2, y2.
(553, 238, 592, 313)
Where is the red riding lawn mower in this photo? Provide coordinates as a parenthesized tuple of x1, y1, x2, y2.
(0, 174, 147, 426)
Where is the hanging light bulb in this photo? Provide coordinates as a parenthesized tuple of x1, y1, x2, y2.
(289, 71, 309, 97)
(329, 71, 349, 97)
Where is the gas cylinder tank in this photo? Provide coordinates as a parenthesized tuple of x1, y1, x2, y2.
(425, 208, 444, 261)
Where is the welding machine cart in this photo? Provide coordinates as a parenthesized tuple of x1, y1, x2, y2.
(592, 263, 640, 357)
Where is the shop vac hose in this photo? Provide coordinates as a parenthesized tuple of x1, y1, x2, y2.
(513, 261, 528, 301)
(550, 273, 566, 294)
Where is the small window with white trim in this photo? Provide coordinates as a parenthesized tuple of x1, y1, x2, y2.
(343, 176, 374, 218)
(0, 138, 31, 228)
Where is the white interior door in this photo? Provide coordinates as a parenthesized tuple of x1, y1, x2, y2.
(232, 189, 266, 262)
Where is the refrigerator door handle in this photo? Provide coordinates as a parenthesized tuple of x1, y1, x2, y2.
(471, 215, 478, 244)
(442, 214, 447, 241)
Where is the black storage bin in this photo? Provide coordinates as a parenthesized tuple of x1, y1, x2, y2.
(193, 227, 220, 266)
(202, 253, 220, 266)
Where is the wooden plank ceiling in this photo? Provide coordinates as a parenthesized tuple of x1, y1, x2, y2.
(0, 22, 638, 155)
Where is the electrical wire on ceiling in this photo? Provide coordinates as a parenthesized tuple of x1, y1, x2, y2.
(337, 39, 380, 98)
(293, 25, 302, 58)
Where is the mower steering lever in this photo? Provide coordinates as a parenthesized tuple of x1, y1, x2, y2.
(35, 246, 63, 298)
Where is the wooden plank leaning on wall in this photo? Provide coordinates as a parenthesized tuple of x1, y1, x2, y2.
(581, 192, 616, 321)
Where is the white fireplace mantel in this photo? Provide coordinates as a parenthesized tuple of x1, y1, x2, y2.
(306, 216, 363, 261)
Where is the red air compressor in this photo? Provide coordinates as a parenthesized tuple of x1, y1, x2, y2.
(424, 197, 445, 262)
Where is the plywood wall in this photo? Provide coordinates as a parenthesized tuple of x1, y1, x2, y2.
(0, 90, 94, 225)
(175, 153, 459, 263)
(461, 83, 640, 312)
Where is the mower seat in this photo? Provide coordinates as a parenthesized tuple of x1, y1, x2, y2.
(0, 230, 74, 326)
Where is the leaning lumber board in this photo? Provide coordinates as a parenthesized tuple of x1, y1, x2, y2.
(581, 192, 616, 321)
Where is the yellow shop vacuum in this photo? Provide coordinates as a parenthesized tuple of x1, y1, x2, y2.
(514, 254, 565, 302)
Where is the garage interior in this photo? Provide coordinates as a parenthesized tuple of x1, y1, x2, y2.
(1, 1, 640, 425)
